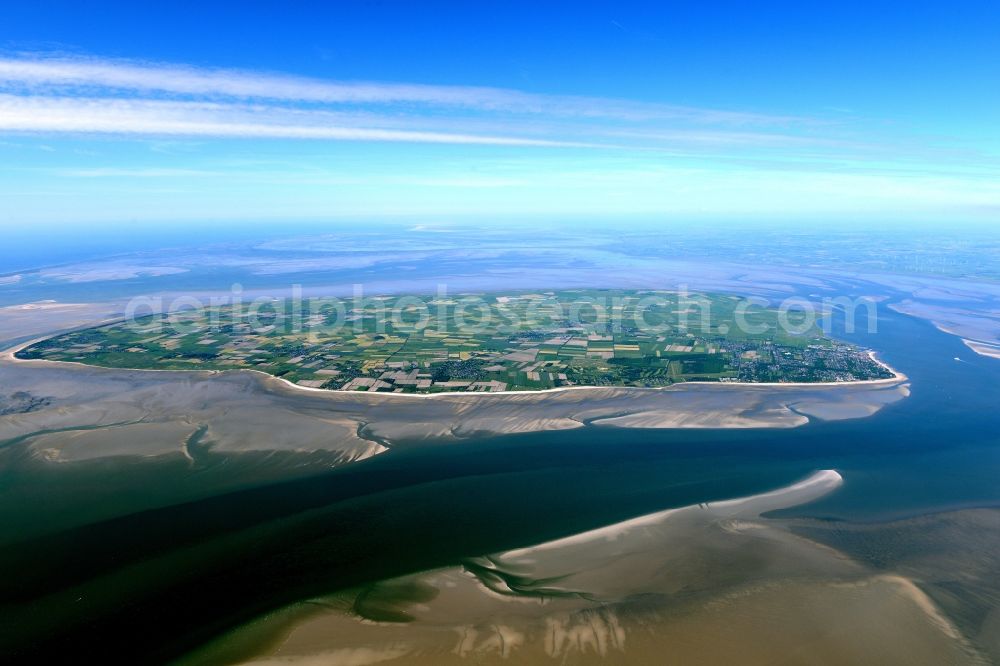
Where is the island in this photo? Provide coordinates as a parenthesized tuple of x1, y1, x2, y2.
(16, 289, 894, 392)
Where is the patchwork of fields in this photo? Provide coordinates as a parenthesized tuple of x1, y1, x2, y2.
(18, 290, 893, 392)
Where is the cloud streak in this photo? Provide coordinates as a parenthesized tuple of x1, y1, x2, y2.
(0, 55, 806, 126)
(0, 54, 854, 149)
(0, 94, 581, 146)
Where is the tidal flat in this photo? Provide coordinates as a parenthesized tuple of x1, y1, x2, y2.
(179, 473, 992, 666)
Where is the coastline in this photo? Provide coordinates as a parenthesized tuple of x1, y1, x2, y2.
(502, 469, 845, 556)
(3, 336, 907, 401)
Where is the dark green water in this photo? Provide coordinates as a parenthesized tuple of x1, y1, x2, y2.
(1, 291, 999, 664)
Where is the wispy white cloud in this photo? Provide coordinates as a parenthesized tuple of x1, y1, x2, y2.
(0, 54, 851, 149)
(0, 54, 807, 126)
(2, 53, 996, 172)
(0, 94, 583, 146)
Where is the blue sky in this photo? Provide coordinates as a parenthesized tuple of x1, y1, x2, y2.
(1, 1, 999, 226)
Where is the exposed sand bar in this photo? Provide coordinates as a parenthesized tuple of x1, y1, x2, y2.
(197, 471, 981, 666)
(499, 469, 843, 557)
(963, 338, 1000, 359)
(886, 284, 1000, 361)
